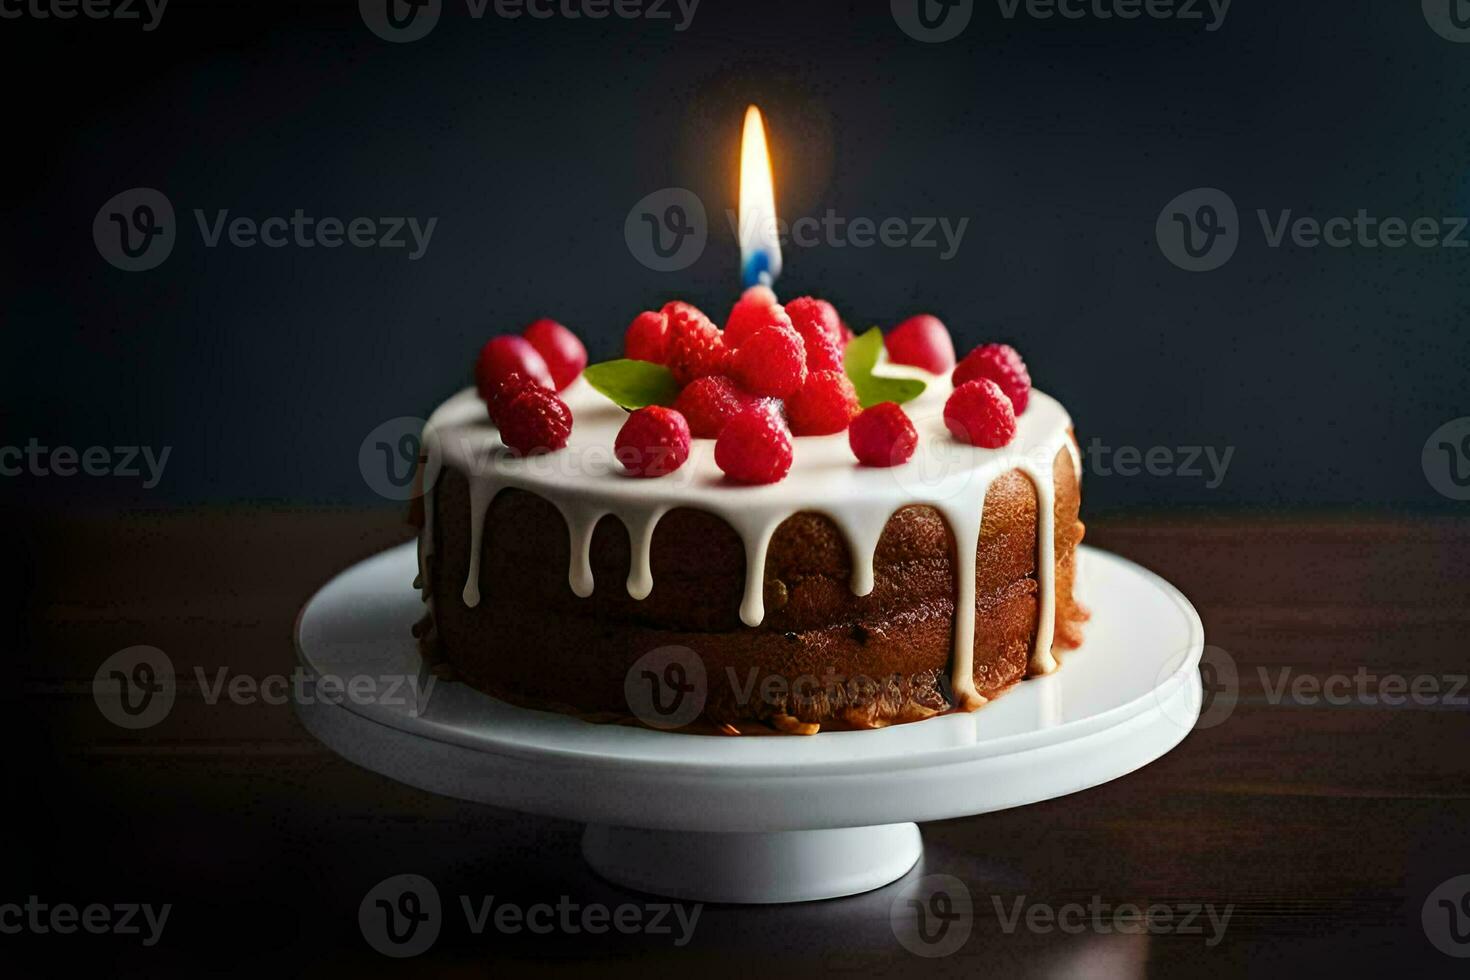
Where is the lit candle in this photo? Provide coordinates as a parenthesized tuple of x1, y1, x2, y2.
(738, 105, 783, 289)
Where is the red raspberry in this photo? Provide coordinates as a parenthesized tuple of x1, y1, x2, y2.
(723, 286, 784, 348)
(672, 375, 772, 439)
(840, 319, 855, 347)
(662, 299, 703, 318)
(944, 379, 1017, 449)
(475, 335, 553, 402)
(624, 310, 670, 363)
(849, 402, 918, 467)
(803, 331, 844, 373)
(486, 370, 541, 427)
(784, 297, 844, 371)
(664, 302, 729, 386)
(952, 343, 1031, 414)
(729, 322, 807, 398)
(784, 296, 842, 345)
(615, 406, 691, 478)
(715, 409, 794, 484)
(785, 369, 860, 436)
(885, 314, 956, 375)
(522, 318, 587, 391)
(498, 386, 573, 455)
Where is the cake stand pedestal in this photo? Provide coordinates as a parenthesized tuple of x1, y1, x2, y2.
(580, 824, 922, 905)
(294, 544, 1203, 905)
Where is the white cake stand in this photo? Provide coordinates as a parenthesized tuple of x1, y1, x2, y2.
(294, 543, 1203, 904)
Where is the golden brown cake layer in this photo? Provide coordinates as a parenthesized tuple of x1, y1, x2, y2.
(419, 444, 1086, 733)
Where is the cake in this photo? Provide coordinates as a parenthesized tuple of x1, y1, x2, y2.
(410, 298, 1087, 734)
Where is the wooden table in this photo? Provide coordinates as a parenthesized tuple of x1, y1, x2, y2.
(13, 510, 1470, 976)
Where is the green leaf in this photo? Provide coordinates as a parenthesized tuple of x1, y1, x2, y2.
(583, 359, 681, 410)
(844, 327, 927, 409)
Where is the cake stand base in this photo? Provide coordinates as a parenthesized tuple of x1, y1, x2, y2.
(294, 544, 1204, 905)
(581, 823, 922, 904)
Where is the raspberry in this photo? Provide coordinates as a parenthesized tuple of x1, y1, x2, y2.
(522, 318, 587, 391)
(840, 320, 855, 347)
(803, 331, 843, 373)
(723, 286, 782, 348)
(615, 406, 691, 478)
(849, 402, 918, 467)
(729, 322, 807, 398)
(785, 369, 859, 436)
(784, 297, 844, 371)
(944, 379, 1017, 449)
(885, 314, 956, 375)
(624, 310, 670, 363)
(715, 409, 794, 484)
(475, 335, 554, 402)
(486, 370, 541, 428)
(673, 375, 772, 439)
(662, 299, 703, 318)
(498, 386, 573, 455)
(664, 302, 729, 386)
(952, 343, 1031, 414)
(784, 297, 841, 345)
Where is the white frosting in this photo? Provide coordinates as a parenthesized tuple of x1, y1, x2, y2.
(418, 363, 1077, 710)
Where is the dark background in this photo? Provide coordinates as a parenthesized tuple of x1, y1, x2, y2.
(6, 2, 1470, 978)
(4, 0, 1467, 511)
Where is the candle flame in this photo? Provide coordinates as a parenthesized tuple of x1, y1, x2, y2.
(738, 105, 782, 287)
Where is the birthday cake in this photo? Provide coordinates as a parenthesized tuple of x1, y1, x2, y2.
(411, 291, 1087, 734)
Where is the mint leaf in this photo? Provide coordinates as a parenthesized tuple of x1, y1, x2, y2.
(583, 359, 681, 410)
(844, 327, 926, 408)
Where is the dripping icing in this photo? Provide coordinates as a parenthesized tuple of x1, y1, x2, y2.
(551, 500, 608, 598)
(462, 477, 494, 608)
(624, 505, 669, 601)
